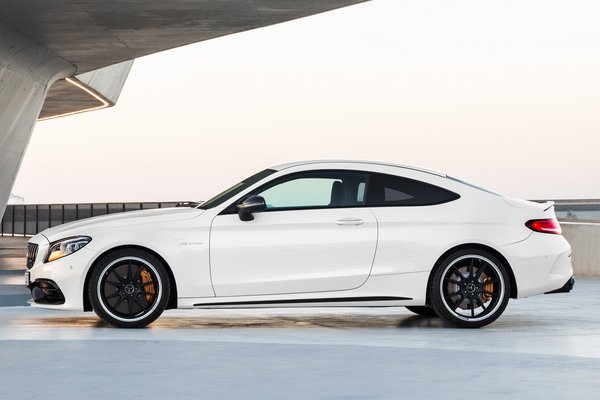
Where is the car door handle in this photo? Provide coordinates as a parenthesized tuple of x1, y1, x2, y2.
(335, 217, 364, 226)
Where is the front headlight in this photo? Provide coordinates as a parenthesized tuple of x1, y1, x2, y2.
(45, 236, 92, 263)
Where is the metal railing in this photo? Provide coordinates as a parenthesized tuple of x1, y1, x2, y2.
(2, 199, 599, 237)
(0, 202, 188, 237)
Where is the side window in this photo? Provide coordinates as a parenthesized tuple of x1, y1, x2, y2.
(366, 173, 459, 206)
(256, 171, 368, 210)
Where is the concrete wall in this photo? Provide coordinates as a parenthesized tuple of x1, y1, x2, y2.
(0, 24, 75, 219)
(561, 222, 600, 277)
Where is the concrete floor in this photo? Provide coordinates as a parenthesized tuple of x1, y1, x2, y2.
(0, 236, 28, 270)
(2, 237, 598, 399)
(0, 237, 30, 307)
(1, 278, 599, 399)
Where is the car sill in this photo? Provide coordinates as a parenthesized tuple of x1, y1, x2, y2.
(193, 296, 412, 307)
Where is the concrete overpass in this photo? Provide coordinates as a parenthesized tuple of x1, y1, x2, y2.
(0, 0, 368, 218)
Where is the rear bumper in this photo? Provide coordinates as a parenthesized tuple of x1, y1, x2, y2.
(545, 276, 575, 294)
(503, 232, 573, 298)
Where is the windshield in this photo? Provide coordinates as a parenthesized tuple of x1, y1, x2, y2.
(198, 169, 276, 209)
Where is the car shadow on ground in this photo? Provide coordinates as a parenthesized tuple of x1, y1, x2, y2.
(19, 313, 463, 329)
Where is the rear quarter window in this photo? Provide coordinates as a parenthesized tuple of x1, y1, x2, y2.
(366, 173, 460, 206)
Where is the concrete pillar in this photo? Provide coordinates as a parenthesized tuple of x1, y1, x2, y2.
(0, 24, 76, 218)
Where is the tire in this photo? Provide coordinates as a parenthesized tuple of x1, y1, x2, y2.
(429, 248, 510, 328)
(406, 306, 438, 317)
(89, 248, 170, 328)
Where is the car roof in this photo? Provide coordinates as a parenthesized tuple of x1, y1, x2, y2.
(270, 160, 447, 178)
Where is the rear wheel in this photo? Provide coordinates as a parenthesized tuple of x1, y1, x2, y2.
(406, 306, 437, 317)
(89, 249, 170, 328)
(429, 249, 510, 328)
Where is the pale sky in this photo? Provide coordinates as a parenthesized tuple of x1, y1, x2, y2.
(12, 0, 600, 204)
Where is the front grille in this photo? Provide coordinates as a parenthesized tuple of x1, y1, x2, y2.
(26, 243, 38, 269)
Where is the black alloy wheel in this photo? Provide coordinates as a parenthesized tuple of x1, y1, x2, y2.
(89, 249, 170, 328)
(430, 249, 510, 328)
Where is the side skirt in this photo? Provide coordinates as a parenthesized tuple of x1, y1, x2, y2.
(193, 296, 412, 308)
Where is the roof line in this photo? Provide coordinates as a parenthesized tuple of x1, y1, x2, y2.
(270, 160, 447, 177)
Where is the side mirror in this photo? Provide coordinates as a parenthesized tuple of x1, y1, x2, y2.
(237, 195, 266, 221)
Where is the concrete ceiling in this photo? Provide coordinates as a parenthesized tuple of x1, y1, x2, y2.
(38, 79, 106, 119)
(0, 0, 367, 74)
(0, 0, 368, 118)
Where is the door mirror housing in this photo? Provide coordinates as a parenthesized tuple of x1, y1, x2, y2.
(237, 195, 266, 221)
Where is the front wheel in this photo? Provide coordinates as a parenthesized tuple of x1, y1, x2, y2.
(429, 249, 511, 328)
(89, 249, 170, 328)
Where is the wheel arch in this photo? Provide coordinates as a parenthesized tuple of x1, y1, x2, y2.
(425, 243, 518, 305)
(83, 245, 178, 312)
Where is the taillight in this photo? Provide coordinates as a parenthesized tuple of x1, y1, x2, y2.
(525, 219, 562, 235)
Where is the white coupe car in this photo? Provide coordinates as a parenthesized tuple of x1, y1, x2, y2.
(25, 160, 574, 328)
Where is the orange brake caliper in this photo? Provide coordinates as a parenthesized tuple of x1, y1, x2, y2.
(482, 277, 493, 302)
(140, 269, 155, 302)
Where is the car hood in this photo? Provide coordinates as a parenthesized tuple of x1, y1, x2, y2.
(40, 207, 205, 241)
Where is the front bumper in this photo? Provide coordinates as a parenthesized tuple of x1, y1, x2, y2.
(26, 235, 95, 310)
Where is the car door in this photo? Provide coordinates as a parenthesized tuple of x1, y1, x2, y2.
(209, 170, 378, 297)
